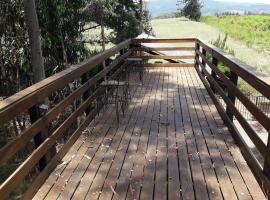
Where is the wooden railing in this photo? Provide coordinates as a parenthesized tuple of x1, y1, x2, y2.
(0, 37, 270, 199)
(131, 38, 196, 67)
(0, 39, 131, 199)
(195, 39, 270, 198)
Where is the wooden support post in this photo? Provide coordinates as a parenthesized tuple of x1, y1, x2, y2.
(29, 105, 55, 171)
(194, 41, 200, 71)
(201, 48, 206, 76)
(81, 73, 91, 116)
(120, 49, 124, 56)
(264, 138, 270, 180)
(211, 57, 218, 93)
(226, 71, 238, 121)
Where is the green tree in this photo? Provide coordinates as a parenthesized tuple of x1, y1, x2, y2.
(177, 0, 202, 21)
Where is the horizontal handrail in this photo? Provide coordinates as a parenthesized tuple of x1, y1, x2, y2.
(133, 38, 196, 43)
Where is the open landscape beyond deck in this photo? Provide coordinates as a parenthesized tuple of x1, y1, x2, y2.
(33, 67, 265, 200)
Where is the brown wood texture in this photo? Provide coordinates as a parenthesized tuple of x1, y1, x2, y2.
(129, 55, 195, 59)
(0, 50, 131, 168)
(134, 47, 195, 51)
(195, 63, 270, 198)
(141, 63, 194, 68)
(32, 67, 265, 200)
(133, 38, 196, 44)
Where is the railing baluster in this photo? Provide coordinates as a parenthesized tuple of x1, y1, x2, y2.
(264, 138, 270, 179)
(29, 105, 55, 171)
(195, 41, 200, 70)
(81, 73, 91, 115)
(226, 70, 238, 121)
(211, 57, 218, 93)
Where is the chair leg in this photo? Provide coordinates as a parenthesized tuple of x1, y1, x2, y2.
(115, 98, 119, 123)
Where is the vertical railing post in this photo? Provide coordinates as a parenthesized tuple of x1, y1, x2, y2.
(201, 48, 206, 76)
(194, 40, 200, 70)
(264, 138, 270, 177)
(29, 104, 55, 171)
(211, 57, 218, 93)
(81, 73, 91, 115)
(264, 138, 270, 198)
(226, 70, 238, 121)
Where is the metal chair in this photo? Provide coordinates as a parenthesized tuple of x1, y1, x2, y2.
(126, 57, 147, 84)
(98, 65, 130, 123)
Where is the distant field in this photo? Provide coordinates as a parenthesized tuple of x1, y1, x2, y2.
(151, 17, 270, 74)
(202, 15, 270, 53)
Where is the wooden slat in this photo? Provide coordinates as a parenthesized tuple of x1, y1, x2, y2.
(140, 68, 162, 199)
(142, 63, 194, 68)
(179, 67, 209, 199)
(0, 40, 131, 125)
(187, 67, 250, 199)
(133, 38, 196, 44)
(174, 68, 195, 199)
(136, 47, 195, 51)
(154, 68, 167, 200)
(129, 55, 195, 60)
(166, 68, 181, 200)
(125, 69, 158, 200)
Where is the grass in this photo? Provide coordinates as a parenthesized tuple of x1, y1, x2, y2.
(151, 17, 270, 75)
(202, 15, 270, 53)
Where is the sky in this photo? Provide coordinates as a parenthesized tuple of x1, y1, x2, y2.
(215, 0, 270, 4)
(145, 0, 270, 4)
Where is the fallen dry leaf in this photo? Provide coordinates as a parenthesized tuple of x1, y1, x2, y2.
(110, 185, 117, 195)
(160, 121, 170, 126)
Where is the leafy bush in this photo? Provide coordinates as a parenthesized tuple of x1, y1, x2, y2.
(210, 34, 255, 95)
(210, 34, 233, 77)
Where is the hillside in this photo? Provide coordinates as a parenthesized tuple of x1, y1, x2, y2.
(147, 0, 270, 16)
(202, 15, 270, 53)
(151, 17, 270, 74)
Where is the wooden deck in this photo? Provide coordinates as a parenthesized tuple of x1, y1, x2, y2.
(33, 67, 265, 200)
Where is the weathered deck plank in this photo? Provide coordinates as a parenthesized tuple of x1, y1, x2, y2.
(33, 67, 265, 200)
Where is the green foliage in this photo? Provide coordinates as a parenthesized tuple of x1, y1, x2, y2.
(202, 15, 270, 52)
(177, 0, 202, 21)
(210, 34, 234, 76)
(153, 12, 180, 19)
(210, 34, 255, 95)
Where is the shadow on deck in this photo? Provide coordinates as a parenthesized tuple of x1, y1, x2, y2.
(33, 67, 265, 200)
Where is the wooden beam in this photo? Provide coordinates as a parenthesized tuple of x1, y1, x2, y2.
(141, 63, 194, 68)
(135, 47, 195, 51)
(129, 55, 194, 60)
(133, 38, 196, 44)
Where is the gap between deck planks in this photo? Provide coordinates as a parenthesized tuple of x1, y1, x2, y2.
(33, 67, 265, 200)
